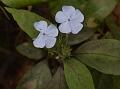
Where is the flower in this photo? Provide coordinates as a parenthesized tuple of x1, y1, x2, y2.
(55, 6, 84, 34)
(33, 21, 58, 48)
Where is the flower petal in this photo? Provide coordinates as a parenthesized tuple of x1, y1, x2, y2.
(59, 21, 71, 34)
(55, 11, 68, 23)
(70, 21, 83, 34)
(34, 21, 47, 32)
(62, 6, 76, 18)
(45, 37, 56, 48)
(33, 34, 45, 48)
(46, 24, 58, 37)
(70, 9, 84, 22)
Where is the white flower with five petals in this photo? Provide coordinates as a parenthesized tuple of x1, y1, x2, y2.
(55, 6, 84, 34)
(33, 21, 58, 48)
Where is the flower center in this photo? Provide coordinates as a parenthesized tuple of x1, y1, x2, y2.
(68, 19, 71, 21)
(43, 33, 46, 35)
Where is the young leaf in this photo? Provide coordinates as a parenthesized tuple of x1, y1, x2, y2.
(44, 67, 68, 89)
(64, 58, 95, 89)
(74, 39, 120, 75)
(68, 28, 94, 45)
(16, 42, 45, 60)
(1, 0, 47, 8)
(5, 7, 50, 38)
(17, 60, 52, 89)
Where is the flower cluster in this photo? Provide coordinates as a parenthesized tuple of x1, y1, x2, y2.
(33, 6, 84, 48)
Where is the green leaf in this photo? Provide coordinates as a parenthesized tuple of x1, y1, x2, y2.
(1, 0, 47, 8)
(44, 67, 68, 89)
(17, 60, 52, 89)
(16, 42, 45, 60)
(85, 0, 118, 28)
(85, 0, 118, 21)
(5, 7, 50, 38)
(113, 76, 120, 89)
(95, 74, 113, 89)
(90, 68, 113, 89)
(64, 58, 95, 89)
(74, 39, 120, 75)
(89, 68, 101, 88)
(105, 15, 120, 40)
(68, 28, 94, 45)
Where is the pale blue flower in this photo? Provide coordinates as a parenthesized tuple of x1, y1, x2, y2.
(55, 6, 84, 34)
(33, 21, 58, 48)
